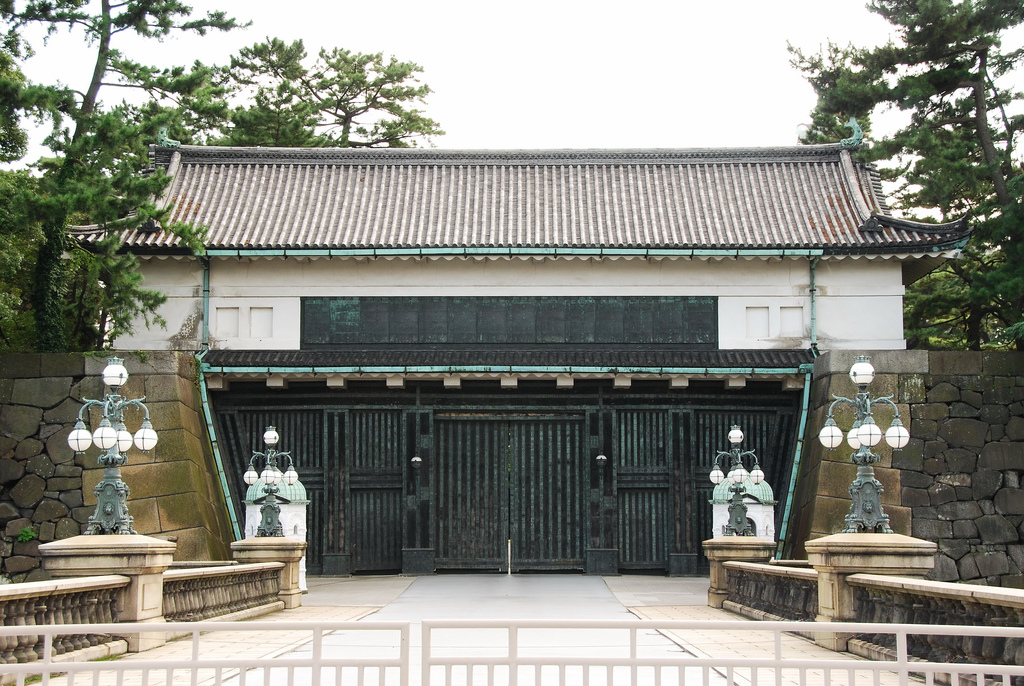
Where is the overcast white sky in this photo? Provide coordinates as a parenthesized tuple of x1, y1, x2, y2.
(12, 0, 1020, 153)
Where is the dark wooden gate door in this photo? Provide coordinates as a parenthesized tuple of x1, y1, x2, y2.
(508, 416, 586, 571)
(346, 410, 404, 572)
(614, 409, 672, 571)
(434, 415, 510, 571)
(433, 413, 586, 572)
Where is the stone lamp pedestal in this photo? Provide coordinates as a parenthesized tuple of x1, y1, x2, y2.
(231, 537, 307, 609)
(805, 533, 936, 650)
(702, 536, 777, 608)
(39, 534, 176, 651)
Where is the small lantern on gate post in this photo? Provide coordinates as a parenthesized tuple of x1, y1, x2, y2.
(709, 426, 765, 536)
(242, 426, 299, 537)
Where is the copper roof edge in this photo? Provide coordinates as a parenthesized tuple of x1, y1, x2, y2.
(148, 143, 847, 166)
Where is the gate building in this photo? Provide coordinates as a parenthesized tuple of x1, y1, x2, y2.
(86, 145, 969, 575)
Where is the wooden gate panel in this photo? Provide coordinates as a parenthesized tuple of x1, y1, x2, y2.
(509, 417, 585, 571)
(347, 410, 404, 572)
(615, 409, 672, 570)
(434, 417, 508, 571)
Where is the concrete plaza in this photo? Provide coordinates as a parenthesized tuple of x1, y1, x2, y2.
(31, 573, 896, 686)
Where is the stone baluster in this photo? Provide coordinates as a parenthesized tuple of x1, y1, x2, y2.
(981, 602, 1009, 666)
(52, 593, 74, 655)
(69, 592, 89, 652)
(0, 602, 14, 664)
(11, 598, 38, 663)
(960, 598, 987, 665)
(1002, 607, 1024, 669)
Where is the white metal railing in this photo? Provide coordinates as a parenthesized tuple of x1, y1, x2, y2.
(0, 620, 409, 686)
(4, 619, 1024, 686)
(421, 620, 1024, 686)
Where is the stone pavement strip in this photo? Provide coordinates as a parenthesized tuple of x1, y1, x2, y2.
(19, 575, 906, 686)
(632, 605, 904, 686)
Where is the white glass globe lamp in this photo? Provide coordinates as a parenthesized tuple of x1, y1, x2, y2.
(857, 417, 883, 447)
(283, 466, 299, 485)
(261, 466, 282, 486)
(846, 426, 862, 450)
(849, 357, 875, 386)
(243, 466, 259, 486)
(102, 358, 129, 388)
(263, 427, 280, 446)
(818, 418, 844, 449)
(730, 465, 749, 484)
(114, 422, 133, 452)
(727, 426, 744, 444)
(67, 420, 93, 453)
(133, 420, 158, 451)
(709, 466, 725, 485)
(92, 418, 118, 450)
(885, 418, 911, 449)
(749, 465, 765, 485)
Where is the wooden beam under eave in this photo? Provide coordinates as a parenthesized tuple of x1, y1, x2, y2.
(266, 374, 288, 389)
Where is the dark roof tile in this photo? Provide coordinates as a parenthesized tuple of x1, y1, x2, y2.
(79, 145, 969, 253)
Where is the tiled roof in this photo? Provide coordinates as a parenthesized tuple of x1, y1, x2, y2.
(82, 145, 969, 253)
(200, 347, 814, 371)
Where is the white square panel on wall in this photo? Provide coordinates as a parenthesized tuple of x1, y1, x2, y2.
(780, 306, 804, 337)
(250, 307, 273, 338)
(745, 307, 770, 338)
(216, 307, 239, 338)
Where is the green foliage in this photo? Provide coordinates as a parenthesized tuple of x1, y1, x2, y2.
(15, 526, 37, 543)
(214, 38, 443, 148)
(0, 34, 28, 162)
(790, 0, 1024, 350)
(0, 170, 41, 350)
(1, 0, 240, 352)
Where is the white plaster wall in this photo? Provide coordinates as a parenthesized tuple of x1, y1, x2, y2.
(813, 259, 906, 350)
(115, 257, 204, 351)
(117, 254, 909, 351)
(712, 501, 776, 539)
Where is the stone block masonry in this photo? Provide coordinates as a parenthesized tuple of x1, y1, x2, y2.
(787, 350, 1024, 587)
(0, 353, 233, 581)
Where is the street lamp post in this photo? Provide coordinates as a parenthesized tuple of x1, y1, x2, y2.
(709, 425, 765, 536)
(67, 357, 159, 535)
(242, 426, 299, 537)
(818, 356, 911, 533)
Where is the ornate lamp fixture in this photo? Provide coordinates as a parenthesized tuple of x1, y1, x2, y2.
(67, 357, 158, 535)
(709, 425, 765, 536)
(818, 356, 910, 533)
(242, 426, 299, 537)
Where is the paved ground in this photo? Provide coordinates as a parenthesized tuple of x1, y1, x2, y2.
(28, 575, 897, 686)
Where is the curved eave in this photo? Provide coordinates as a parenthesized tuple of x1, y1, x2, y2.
(200, 363, 817, 376)
(114, 239, 970, 260)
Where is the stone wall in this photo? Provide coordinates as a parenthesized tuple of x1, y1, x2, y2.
(0, 353, 234, 581)
(787, 350, 1024, 586)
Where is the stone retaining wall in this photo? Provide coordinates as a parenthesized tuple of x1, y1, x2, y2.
(788, 350, 1024, 586)
(0, 353, 233, 581)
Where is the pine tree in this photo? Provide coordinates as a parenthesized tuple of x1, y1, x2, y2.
(218, 38, 443, 148)
(790, 0, 1024, 349)
(1, 1, 241, 352)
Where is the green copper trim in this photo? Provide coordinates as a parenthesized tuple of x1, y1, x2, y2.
(840, 117, 864, 149)
(195, 351, 243, 541)
(200, 363, 807, 376)
(777, 370, 813, 557)
(203, 247, 832, 259)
